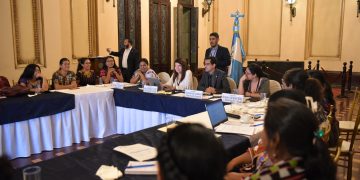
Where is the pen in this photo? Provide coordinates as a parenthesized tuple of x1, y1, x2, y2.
(126, 164, 155, 169)
(251, 123, 263, 127)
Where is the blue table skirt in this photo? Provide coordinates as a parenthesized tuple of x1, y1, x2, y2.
(113, 88, 211, 117)
(0, 92, 75, 125)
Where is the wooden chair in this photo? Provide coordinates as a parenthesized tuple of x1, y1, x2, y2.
(158, 72, 170, 84)
(0, 76, 11, 88)
(329, 98, 360, 180)
(339, 88, 360, 140)
(192, 76, 198, 90)
(269, 80, 281, 95)
(226, 77, 237, 91)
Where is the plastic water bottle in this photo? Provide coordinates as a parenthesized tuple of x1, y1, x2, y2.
(99, 77, 103, 85)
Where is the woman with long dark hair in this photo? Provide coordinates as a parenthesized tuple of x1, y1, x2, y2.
(238, 64, 269, 98)
(76, 58, 97, 86)
(240, 99, 335, 180)
(99, 56, 124, 83)
(52, 58, 77, 90)
(162, 58, 193, 90)
(157, 123, 227, 180)
(18, 64, 49, 92)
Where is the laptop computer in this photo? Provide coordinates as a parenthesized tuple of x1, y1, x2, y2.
(205, 100, 228, 128)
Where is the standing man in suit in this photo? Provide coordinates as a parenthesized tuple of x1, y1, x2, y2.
(106, 38, 139, 82)
(198, 57, 230, 94)
(205, 32, 231, 73)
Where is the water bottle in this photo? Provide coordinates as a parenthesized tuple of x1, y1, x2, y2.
(99, 77, 103, 85)
(110, 77, 114, 83)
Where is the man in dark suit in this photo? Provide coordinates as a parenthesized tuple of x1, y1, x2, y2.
(106, 39, 139, 82)
(198, 57, 230, 94)
(205, 32, 231, 73)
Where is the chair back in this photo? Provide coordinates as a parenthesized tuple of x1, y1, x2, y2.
(192, 76, 198, 90)
(226, 77, 237, 91)
(349, 89, 360, 151)
(0, 76, 11, 89)
(269, 80, 281, 95)
(347, 87, 360, 121)
(158, 72, 170, 84)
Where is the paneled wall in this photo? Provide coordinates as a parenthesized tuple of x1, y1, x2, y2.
(216, 0, 360, 72)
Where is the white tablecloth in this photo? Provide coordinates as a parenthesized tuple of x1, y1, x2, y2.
(116, 107, 182, 134)
(1, 85, 184, 159)
(1, 86, 117, 159)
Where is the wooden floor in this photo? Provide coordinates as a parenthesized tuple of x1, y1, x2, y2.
(10, 88, 360, 179)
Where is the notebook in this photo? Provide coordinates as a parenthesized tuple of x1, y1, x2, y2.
(124, 161, 157, 175)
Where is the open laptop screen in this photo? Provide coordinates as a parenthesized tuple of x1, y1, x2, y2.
(205, 100, 228, 128)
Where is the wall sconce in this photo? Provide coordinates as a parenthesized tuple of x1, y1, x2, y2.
(285, 0, 296, 22)
(106, 0, 115, 7)
(202, 0, 214, 21)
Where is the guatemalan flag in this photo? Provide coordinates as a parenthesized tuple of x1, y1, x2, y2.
(228, 12, 246, 86)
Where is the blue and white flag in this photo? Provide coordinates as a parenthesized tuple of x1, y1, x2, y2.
(228, 11, 246, 86)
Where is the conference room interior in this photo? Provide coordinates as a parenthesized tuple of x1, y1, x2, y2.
(1, 0, 360, 180)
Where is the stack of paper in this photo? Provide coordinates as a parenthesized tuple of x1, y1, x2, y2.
(113, 144, 157, 162)
(96, 165, 123, 180)
(215, 123, 262, 136)
(125, 161, 157, 175)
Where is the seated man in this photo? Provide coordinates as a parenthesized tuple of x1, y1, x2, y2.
(130, 58, 159, 84)
(197, 57, 230, 94)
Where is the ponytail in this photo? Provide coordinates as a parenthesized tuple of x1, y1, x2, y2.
(304, 137, 336, 180)
(157, 136, 188, 180)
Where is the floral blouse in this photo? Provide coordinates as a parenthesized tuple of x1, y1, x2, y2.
(246, 157, 305, 180)
(52, 70, 76, 86)
(76, 70, 97, 86)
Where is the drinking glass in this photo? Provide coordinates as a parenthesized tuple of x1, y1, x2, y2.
(23, 166, 41, 180)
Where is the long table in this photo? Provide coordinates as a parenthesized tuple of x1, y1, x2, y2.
(1, 85, 216, 159)
(0, 87, 115, 159)
(113, 87, 213, 134)
(12, 123, 250, 180)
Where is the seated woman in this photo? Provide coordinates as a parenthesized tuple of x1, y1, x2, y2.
(18, 64, 49, 92)
(52, 58, 77, 90)
(100, 56, 124, 84)
(238, 64, 269, 98)
(130, 58, 159, 84)
(226, 90, 307, 179)
(76, 58, 97, 86)
(157, 123, 227, 180)
(162, 58, 193, 90)
(227, 99, 336, 180)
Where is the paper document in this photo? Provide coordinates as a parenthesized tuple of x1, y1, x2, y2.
(215, 123, 258, 136)
(113, 144, 157, 162)
(125, 161, 157, 175)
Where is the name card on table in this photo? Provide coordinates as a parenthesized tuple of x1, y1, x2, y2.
(221, 93, 244, 103)
(112, 82, 125, 89)
(184, 90, 203, 99)
(143, 85, 158, 94)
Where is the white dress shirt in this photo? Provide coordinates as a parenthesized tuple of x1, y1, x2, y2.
(165, 70, 193, 90)
(122, 47, 132, 69)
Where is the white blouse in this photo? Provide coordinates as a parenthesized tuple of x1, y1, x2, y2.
(165, 70, 193, 90)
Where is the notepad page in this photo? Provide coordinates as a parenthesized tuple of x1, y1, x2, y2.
(215, 123, 256, 136)
(113, 144, 157, 162)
